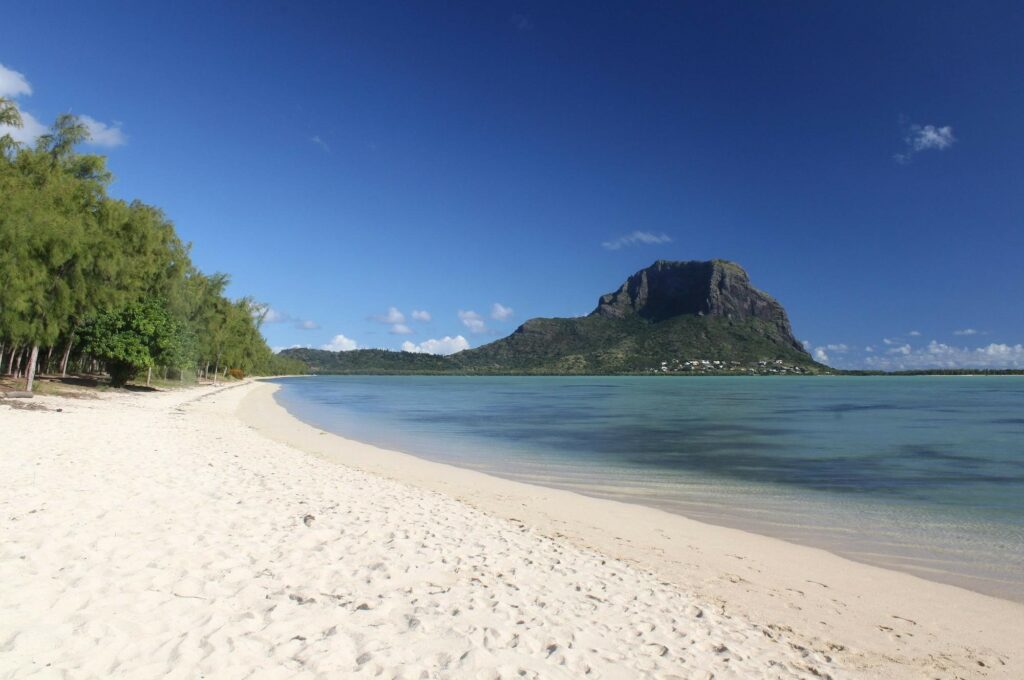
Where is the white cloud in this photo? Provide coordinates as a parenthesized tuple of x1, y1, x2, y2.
(411, 309, 431, 322)
(261, 307, 285, 323)
(882, 338, 896, 345)
(321, 334, 359, 352)
(79, 115, 126, 147)
(954, 328, 978, 336)
(908, 330, 921, 337)
(602, 231, 672, 251)
(865, 346, 875, 353)
(458, 310, 487, 333)
(801, 340, 811, 350)
(490, 302, 513, 320)
(895, 123, 955, 163)
(259, 306, 318, 330)
(814, 343, 849, 362)
(390, 323, 413, 335)
(401, 335, 470, 355)
(0, 108, 46, 145)
(909, 125, 955, 151)
(865, 341, 1024, 370)
(0, 64, 31, 98)
(372, 307, 405, 324)
(0, 64, 125, 148)
(887, 344, 912, 355)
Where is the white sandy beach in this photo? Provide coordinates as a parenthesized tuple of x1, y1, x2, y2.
(1, 381, 1021, 679)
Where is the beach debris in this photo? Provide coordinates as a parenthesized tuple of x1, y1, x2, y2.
(2, 391, 34, 398)
(302, 514, 315, 527)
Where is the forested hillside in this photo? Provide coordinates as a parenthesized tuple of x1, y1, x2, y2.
(0, 99, 305, 390)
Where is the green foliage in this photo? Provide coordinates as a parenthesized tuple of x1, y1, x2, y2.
(283, 315, 824, 376)
(0, 111, 304, 388)
(79, 300, 184, 387)
(283, 348, 456, 375)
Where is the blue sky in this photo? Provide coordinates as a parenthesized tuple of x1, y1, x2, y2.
(2, 2, 1022, 369)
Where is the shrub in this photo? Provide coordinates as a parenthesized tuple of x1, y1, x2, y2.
(228, 367, 245, 379)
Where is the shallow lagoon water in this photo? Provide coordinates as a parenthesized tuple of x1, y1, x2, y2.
(272, 375, 1024, 600)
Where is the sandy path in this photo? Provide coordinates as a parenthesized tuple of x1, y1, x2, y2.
(3, 383, 845, 679)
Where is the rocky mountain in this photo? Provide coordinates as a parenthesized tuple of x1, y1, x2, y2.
(283, 260, 820, 375)
(592, 260, 804, 352)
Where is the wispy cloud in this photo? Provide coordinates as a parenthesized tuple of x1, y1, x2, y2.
(0, 105, 45, 145)
(490, 303, 513, 321)
(894, 123, 955, 164)
(310, 135, 330, 153)
(954, 328, 979, 336)
(401, 335, 470, 355)
(321, 334, 359, 352)
(411, 309, 431, 322)
(257, 306, 318, 330)
(389, 323, 413, 335)
(602, 231, 672, 251)
(0, 63, 32, 97)
(458, 310, 487, 334)
(371, 307, 406, 324)
(0, 63, 126, 148)
(510, 13, 533, 31)
(908, 330, 921, 337)
(80, 115, 126, 147)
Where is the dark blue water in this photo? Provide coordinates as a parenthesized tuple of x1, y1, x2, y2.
(272, 375, 1024, 600)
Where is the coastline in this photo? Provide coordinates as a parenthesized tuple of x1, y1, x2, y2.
(1, 380, 1019, 678)
(241, 380, 1023, 678)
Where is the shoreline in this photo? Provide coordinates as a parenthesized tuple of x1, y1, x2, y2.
(2, 380, 1019, 678)
(240, 380, 1023, 678)
(264, 375, 1023, 602)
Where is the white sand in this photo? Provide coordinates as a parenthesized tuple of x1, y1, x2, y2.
(1, 381, 1020, 679)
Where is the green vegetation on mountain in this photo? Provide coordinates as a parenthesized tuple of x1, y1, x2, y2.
(283, 260, 824, 376)
(0, 101, 305, 390)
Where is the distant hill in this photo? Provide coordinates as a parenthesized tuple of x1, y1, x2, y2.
(282, 259, 824, 375)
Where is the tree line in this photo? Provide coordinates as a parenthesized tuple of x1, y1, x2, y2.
(0, 99, 305, 391)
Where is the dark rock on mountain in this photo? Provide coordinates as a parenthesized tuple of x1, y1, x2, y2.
(282, 260, 819, 375)
(591, 260, 804, 352)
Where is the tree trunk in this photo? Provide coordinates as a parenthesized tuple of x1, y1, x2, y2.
(212, 357, 219, 385)
(45, 346, 54, 374)
(59, 328, 76, 377)
(25, 345, 39, 392)
(6, 345, 16, 376)
(147, 366, 152, 386)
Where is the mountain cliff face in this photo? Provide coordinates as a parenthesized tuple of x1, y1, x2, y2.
(283, 259, 819, 375)
(590, 260, 804, 352)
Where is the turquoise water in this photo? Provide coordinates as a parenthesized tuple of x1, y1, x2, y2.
(271, 375, 1024, 600)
